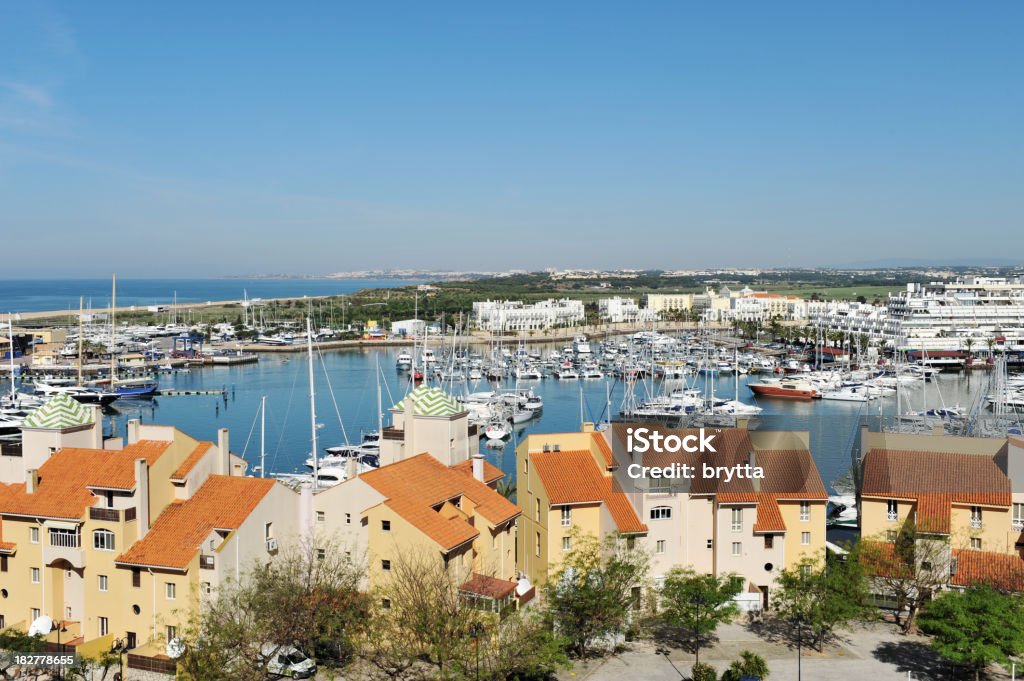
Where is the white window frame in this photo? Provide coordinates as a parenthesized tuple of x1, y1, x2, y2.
(800, 501, 810, 522)
(99, 617, 109, 636)
(98, 575, 108, 592)
(731, 541, 741, 556)
(801, 531, 811, 546)
(30, 527, 39, 544)
(560, 507, 571, 527)
(650, 506, 672, 521)
(655, 539, 666, 555)
(165, 582, 176, 600)
(31, 567, 40, 584)
(970, 506, 983, 529)
(886, 500, 898, 522)
(731, 508, 743, 532)
(562, 536, 571, 552)
(1013, 503, 1024, 531)
(93, 529, 116, 552)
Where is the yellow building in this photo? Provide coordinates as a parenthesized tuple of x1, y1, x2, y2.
(517, 423, 828, 610)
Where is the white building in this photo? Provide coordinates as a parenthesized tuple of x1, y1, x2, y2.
(597, 297, 656, 324)
(391, 319, 427, 337)
(471, 299, 584, 332)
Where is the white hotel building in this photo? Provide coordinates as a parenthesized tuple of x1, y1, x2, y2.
(597, 297, 657, 324)
(471, 298, 585, 332)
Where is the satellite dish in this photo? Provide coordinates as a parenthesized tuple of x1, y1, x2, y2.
(166, 638, 185, 659)
(28, 615, 53, 637)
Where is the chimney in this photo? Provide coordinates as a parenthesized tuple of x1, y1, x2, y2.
(127, 419, 140, 445)
(472, 453, 485, 482)
(749, 450, 760, 492)
(89, 406, 103, 449)
(859, 424, 871, 463)
(582, 422, 595, 433)
(736, 417, 749, 430)
(217, 428, 230, 476)
(346, 455, 358, 481)
(26, 469, 38, 494)
(135, 458, 150, 538)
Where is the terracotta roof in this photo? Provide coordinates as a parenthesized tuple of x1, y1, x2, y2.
(0, 441, 172, 520)
(717, 492, 789, 533)
(592, 432, 614, 467)
(862, 448, 1011, 533)
(530, 449, 646, 534)
(171, 442, 214, 480)
(860, 540, 914, 580)
(952, 549, 1024, 592)
(116, 476, 275, 570)
(360, 453, 520, 553)
(450, 458, 505, 484)
(460, 573, 517, 600)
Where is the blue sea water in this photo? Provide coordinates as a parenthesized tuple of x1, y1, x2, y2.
(0, 278, 423, 313)
(4, 348, 991, 494)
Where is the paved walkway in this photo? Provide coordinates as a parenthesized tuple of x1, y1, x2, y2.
(560, 620, 1018, 681)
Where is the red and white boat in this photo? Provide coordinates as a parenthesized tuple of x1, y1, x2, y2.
(748, 379, 818, 400)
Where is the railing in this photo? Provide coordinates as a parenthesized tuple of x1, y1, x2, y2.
(200, 554, 215, 569)
(886, 511, 898, 521)
(970, 518, 983, 529)
(381, 426, 405, 441)
(1014, 520, 1024, 532)
(125, 507, 137, 521)
(90, 507, 120, 522)
(48, 530, 81, 548)
(128, 654, 177, 674)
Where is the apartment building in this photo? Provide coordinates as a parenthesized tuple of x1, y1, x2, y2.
(516, 423, 827, 610)
(0, 394, 299, 664)
(471, 299, 584, 332)
(597, 297, 656, 324)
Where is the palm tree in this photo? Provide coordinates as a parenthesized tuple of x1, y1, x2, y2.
(722, 650, 769, 681)
(496, 478, 516, 502)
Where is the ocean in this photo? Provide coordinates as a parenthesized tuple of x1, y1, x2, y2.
(0, 278, 424, 314)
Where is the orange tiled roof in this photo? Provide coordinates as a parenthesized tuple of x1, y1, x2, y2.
(460, 573, 517, 600)
(862, 448, 1011, 534)
(450, 458, 505, 484)
(717, 492, 788, 533)
(360, 453, 520, 552)
(592, 432, 614, 467)
(952, 549, 1024, 591)
(171, 442, 214, 480)
(0, 441, 172, 520)
(116, 476, 275, 570)
(530, 449, 646, 534)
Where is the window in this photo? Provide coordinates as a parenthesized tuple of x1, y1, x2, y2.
(166, 626, 177, 642)
(345, 512, 351, 525)
(165, 583, 176, 600)
(561, 507, 571, 527)
(1014, 503, 1024, 531)
(800, 565, 812, 578)
(706, 539, 713, 549)
(650, 506, 672, 520)
(31, 567, 40, 584)
(381, 598, 391, 610)
(316, 511, 325, 523)
(31, 608, 40, 621)
(800, 501, 810, 522)
(970, 506, 982, 529)
(49, 528, 80, 548)
(382, 519, 391, 532)
(99, 617, 109, 636)
(1, 556, 6, 572)
(731, 542, 741, 556)
(525, 458, 530, 492)
(656, 540, 665, 554)
(801, 532, 811, 546)
(93, 529, 116, 551)
(731, 508, 743, 532)
(764, 535, 774, 550)
(30, 527, 39, 544)
(316, 548, 326, 561)
(562, 536, 571, 551)
(381, 559, 391, 572)
(886, 530, 897, 542)
(132, 568, 141, 588)
(971, 537, 982, 550)
(535, 498, 541, 522)
(264, 522, 273, 540)
(202, 582, 212, 595)
(886, 500, 898, 522)
(535, 532, 541, 557)
(98, 575, 108, 592)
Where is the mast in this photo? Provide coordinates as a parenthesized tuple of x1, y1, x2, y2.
(78, 297, 84, 387)
(307, 317, 319, 489)
(376, 356, 384, 436)
(260, 395, 266, 479)
(7, 316, 15, 400)
(109, 274, 117, 384)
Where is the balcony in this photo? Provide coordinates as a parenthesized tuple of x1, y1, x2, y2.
(89, 507, 120, 522)
(199, 554, 215, 569)
(970, 518, 983, 530)
(381, 426, 405, 441)
(44, 542, 85, 569)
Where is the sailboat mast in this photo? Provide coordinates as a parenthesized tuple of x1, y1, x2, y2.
(307, 317, 319, 489)
(78, 297, 84, 387)
(376, 356, 384, 436)
(7, 316, 14, 400)
(110, 274, 117, 383)
(260, 395, 266, 479)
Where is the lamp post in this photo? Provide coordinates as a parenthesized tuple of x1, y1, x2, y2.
(51, 620, 67, 681)
(111, 637, 128, 681)
(795, 613, 804, 681)
(691, 593, 707, 666)
(469, 622, 484, 681)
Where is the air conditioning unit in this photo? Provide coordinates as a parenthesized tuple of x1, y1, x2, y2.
(266, 538, 278, 552)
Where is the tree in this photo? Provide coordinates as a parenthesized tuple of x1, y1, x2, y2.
(773, 553, 871, 651)
(496, 478, 516, 502)
(655, 569, 742, 663)
(692, 661, 718, 681)
(859, 526, 951, 633)
(177, 537, 369, 681)
(364, 549, 566, 680)
(543, 530, 650, 657)
(0, 629, 45, 679)
(721, 650, 769, 681)
(918, 585, 1024, 681)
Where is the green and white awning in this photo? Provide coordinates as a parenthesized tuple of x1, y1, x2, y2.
(22, 393, 95, 430)
(391, 385, 464, 416)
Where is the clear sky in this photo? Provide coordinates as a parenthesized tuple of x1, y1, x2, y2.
(1, 2, 1021, 276)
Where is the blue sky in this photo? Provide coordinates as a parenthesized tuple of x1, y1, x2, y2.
(1, 2, 1021, 276)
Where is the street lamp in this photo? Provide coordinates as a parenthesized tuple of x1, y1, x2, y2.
(51, 620, 67, 681)
(795, 612, 805, 681)
(691, 593, 707, 666)
(469, 622, 485, 681)
(111, 637, 130, 681)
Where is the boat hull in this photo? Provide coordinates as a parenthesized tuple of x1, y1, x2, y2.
(748, 384, 817, 400)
